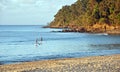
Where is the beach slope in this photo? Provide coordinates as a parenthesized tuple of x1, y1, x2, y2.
(0, 54, 120, 72)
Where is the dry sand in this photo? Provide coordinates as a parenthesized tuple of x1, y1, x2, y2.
(0, 54, 120, 72)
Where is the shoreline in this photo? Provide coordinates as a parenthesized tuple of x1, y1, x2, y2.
(47, 24, 120, 35)
(0, 54, 120, 72)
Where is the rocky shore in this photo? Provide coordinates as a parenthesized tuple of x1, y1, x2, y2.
(0, 54, 120, 72)
(48, 24, 120, 35)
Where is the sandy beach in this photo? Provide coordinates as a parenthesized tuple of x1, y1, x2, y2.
(0, 54, 120, 72)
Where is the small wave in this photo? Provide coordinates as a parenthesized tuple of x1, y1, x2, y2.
(0, 39, 34, 45)
(94, 33, 108, 35)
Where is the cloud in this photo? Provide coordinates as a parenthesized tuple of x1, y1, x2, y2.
(0, 0, 77, 25)
(0, 0, 40, 9)
(0, 0, 77, 14)
(0, 0, 38, 4)
(0, 2, 7, 10)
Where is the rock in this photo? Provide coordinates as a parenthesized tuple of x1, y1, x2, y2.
(48, 23, 120, 34)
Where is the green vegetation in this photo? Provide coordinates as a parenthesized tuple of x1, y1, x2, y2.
(49, 0, 120, 28)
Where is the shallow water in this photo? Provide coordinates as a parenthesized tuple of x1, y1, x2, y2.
(0, 25, 120, 65)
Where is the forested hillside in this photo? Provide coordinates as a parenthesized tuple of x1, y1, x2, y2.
(49, 0, 120, 28)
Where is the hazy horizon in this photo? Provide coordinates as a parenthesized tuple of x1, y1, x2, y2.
(0, 0, 77, 25)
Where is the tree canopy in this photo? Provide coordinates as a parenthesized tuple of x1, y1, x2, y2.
(49, 0, 120, 28)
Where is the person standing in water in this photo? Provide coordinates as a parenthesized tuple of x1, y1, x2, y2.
(35, 37, 43, 47)
(40, 37, 43, 45)
(35, 38, 38, 47)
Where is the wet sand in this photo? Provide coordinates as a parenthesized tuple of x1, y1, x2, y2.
(0, 54, 120, 72)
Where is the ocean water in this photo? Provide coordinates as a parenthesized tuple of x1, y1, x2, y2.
(0, 25, 120, 65)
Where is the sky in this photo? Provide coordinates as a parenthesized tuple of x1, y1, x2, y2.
(0, 0, 77, 25)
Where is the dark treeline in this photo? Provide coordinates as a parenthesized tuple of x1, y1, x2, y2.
(49, 0, 120, 28)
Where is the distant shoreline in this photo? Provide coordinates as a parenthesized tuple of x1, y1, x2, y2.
(0, 54, 120, 72)
(46, 24, 120, 35)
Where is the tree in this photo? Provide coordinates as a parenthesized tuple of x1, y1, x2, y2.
(49, 0, 120, 27)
